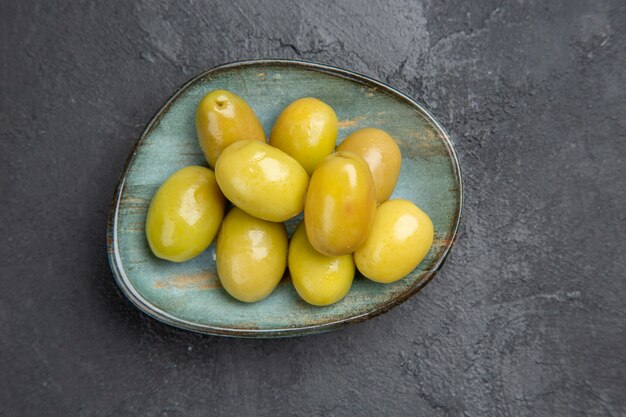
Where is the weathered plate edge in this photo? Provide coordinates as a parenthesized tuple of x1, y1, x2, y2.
(106, 59, 464, 338)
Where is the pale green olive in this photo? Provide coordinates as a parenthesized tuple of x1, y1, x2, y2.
(304, 151, 376, 256)
(269, 97, 338, 175)
(289, 222, 355, 306)
(337, 127, 402, 204)
(354, 199, 434, 283)
(145, 166, 225, 262)
(215, 140, 309, 222)
(216, 207, 288, 302)
(196, 90, 266, 167)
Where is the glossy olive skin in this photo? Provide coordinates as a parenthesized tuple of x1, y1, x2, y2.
(304, 151, 376, 256)
(145, 166, 225, 262)
(196, 90, 266, 167)
(337, 127, 402, 204)
(355, 199, 434, 283)
(269, 97, 338, 175)
(289, 222, 355, 306)
(216, 207, 288, 303)
(215, 140, 309, 222)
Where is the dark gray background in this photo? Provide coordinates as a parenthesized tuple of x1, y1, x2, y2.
(1, 0, 625, 416)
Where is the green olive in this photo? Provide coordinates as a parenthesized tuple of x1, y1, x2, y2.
(337, 127, 402, 204)
(289, 222, 355, 306)
(304, 151, 376, 256)
(216, 207, 288, 302)
(215, 140, 309, 222)
(269, 97, 338, 175)
(145, 166, 225, 262)
(354, 199, 434, 283)
(196, 90, 266, 167)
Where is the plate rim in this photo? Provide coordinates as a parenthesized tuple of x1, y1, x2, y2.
(107, 58, 464, 338)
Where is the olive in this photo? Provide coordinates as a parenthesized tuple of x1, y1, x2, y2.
(216, 207, 288, 302)
(215, 140, 309, 222)
(145, 166, 225, 262)
(196, 90, 265, 167)
(354, 199, 433, 283)
(304, 151, 376, 256)
(270, 97, 338, 175)
(337, 127, 401, 204)
(289, 222, 355, 306)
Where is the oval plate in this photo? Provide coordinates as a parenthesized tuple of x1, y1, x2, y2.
(107, 60, 462, 338)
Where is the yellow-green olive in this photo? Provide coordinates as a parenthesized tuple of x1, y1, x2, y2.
(354, 199, 434, 283)
(288, 222, 355, 306)
(304, 151, 376, 256)
(216, 207, 288, 302)
(215, 140, 309, 222)
(269, 97, 338, 175)
(145, 166, 225, 262)
(337, 128, 401, 204)
(196, 89, 266, 167)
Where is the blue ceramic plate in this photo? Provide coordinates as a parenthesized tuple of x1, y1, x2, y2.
(107, 60, 462, 337)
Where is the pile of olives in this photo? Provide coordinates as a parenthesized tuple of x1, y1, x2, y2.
(145, 90, 434, 306)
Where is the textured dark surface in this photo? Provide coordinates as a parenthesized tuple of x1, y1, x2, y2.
(1, 0, 625, 416)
